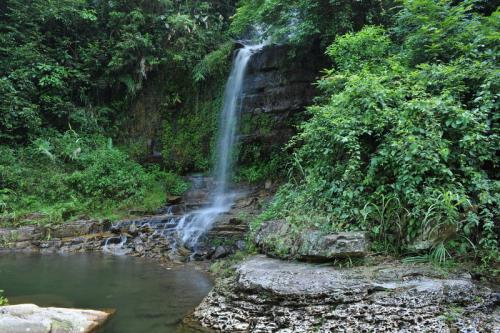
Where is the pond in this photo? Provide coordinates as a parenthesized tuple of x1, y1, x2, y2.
(0, 253, 213, 332)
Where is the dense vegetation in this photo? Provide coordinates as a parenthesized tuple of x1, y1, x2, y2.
(252, 0, 499, 271)
(0, 0, 234, 224)
(0, 0, 497, 273)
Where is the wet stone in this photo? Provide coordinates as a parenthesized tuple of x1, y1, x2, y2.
(0, 304, 110, 333)
(212, 246, 230, 260)
(193, 255, 499, 333)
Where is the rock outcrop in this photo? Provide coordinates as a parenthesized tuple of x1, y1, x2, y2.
(238, 42, 327, 167)
(0, 176, 268, 261)
(0, 215, 188, 259)
(0, 221, 111, 254)
(254, 220, 368, 260)
(193, 255, 499, 332)
(0, 304, 111, 333)
(241, 43, 322, 117)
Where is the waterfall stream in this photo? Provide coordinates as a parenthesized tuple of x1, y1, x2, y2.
(175, 43, 264, 249)
(103, 43, 265, 256)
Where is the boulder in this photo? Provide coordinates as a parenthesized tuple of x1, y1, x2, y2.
(235, 240, 246, 251)
(297, 230, 367, 259)
(212, 246, 230, 260)
(254, 220, 367, 260)
(193, 255, 499, 332)
(128, 223, 138, 236)
(0, 304, 111, 333)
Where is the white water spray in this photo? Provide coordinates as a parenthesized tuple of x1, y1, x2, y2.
(176, 43, 265, 248)
(103, 234, 129, 255)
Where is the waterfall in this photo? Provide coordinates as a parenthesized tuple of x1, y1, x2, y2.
(175, 43, 264, 249)
(214, 46, 254, 200)
(101, 43, 264, 257)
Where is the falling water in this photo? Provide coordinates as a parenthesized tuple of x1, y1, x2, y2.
(103, 234, 129, 255)
(102, 42, 265, 256)
(214, 46, 254, 200)
(175, 43, 265, 248)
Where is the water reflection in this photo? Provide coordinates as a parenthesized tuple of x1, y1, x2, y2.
(0, 253, 212, 332)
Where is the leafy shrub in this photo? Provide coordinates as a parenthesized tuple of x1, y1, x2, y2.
(326, 26, 391, 72)
(162, 172, 189, 196)
(0, 290, 8, 306)
(146, 166, 189, 196)
(66, 147, 150, 200)
(260, 1, 499, 269)
(0, 131, 185, 224)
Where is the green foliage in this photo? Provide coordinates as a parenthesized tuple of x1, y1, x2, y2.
(260, 1, 499, 270)
(230, 0, 392, 45)
(0, 132, 185, 224)
(0, 0, 233, 223)
(0, 0, 232, 143)
(160, 170, 189, 196)
(326, 26, 391, 72)
(0, 290, 8, 306)
(66, 147, 149, 200)
(193, 41, 234, 82)
(162, 71, 228, 173)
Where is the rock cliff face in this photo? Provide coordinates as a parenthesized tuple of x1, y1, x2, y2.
(238, 43, 327, 166)
(193, 255, 499, 333)
(121, 69, 170, 163)
(122, 42, 327, 168)
(241, 43, 321, 120)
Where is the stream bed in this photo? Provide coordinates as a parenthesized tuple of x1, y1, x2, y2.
(0, 253, 213, 332)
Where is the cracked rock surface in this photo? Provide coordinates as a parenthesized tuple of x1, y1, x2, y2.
(193, 255, 499, 332)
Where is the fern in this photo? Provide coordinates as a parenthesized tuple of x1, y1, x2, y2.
(192, 42, 233, 82)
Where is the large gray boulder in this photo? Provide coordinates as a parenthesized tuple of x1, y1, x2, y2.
(0, 304, 111, 333)
(193, 255, 499, 332)
(254, 219, 367, 260)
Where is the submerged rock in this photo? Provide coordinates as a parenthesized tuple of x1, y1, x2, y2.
(193, 255, 499, 332)
(0, 304, 111, 333)
(255, 220, 368, 260)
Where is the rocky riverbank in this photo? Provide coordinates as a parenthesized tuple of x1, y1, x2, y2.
(192, 255, 499, 332)
(0, 177, 268, 262)
(2, 178, 497, 333)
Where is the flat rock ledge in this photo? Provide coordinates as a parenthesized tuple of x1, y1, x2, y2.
(0, 304, 111, 333)
(193, 255, 499, 332)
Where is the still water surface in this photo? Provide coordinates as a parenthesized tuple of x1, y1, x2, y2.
(0, 253, 213, 332)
